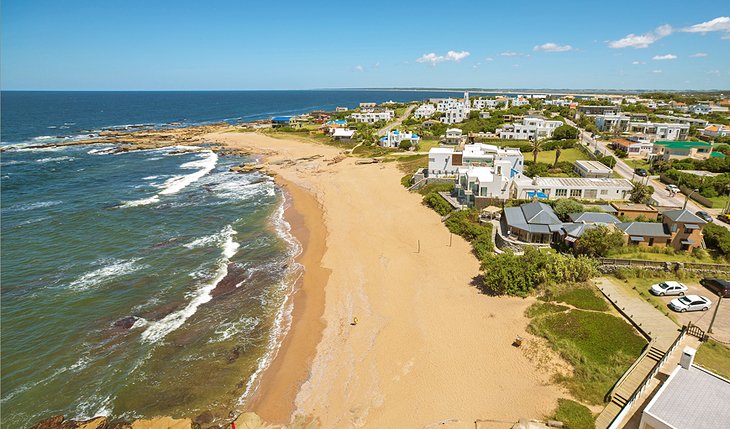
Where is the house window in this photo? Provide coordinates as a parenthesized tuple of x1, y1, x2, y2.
(600, 190, 608, 195)
(555, 189, 567, 197)
(570, 189, 582, 197)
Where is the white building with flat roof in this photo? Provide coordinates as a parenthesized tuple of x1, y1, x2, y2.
(497, 116, 563, 140)
(350, 109, 394, 123)
(511, 176, 633, 201)
(413, 104, 436, 119)
(455, 163, 516, 203)
(639, 348, 730, 429)
(574, 160, 612, 178)
(443, 128, 465, 145)
(427, 143, 524, 177)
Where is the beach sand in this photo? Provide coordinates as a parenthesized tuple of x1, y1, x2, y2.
(208, 131, 567, 428)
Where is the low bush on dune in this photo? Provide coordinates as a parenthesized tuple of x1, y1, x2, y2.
(551, 399, 595, 429)
(443, 209, 494, 259)
(422, 192, 452, 216)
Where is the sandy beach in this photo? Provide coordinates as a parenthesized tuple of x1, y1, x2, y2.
(207, 130, 568, 428)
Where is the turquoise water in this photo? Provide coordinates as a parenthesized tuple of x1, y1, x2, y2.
(1, 144, 301, 426)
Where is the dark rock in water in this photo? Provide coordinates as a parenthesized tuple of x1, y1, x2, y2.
(149, 237, 181, 249)
(112, 316, 138, 330)
(211, 263, 247, 299)
(227, 345, 243, 363)
(29, 415, 109, 429)
(29, 415, 64, 429)
(194, 411, 215, 425)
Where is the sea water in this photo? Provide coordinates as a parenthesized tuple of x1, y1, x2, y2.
(0, 90, 464, 426)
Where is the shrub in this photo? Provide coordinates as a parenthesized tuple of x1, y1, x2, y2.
(423, 192, 452, 216)
(703, 223, 730, 256)
(401, 174, 413, 188)
(575, 225, 625, 257)
(444, 209, 494, 258)
(481, 248, 597, 296)
(399, 140, 412, 151)
(552, 198, 584, 220)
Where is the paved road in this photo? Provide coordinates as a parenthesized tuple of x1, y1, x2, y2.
(566, 118, 721, 216)
(377, 104, 416, 137)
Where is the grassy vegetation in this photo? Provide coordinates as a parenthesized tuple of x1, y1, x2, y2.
(417, 139, 442, 152)
(705, 195, 730, 209)
(551, 399, 595, 429)
(351, 144, 396, 157)
(527, 286, 647, 405)
(395, 154, 428, 174)
(695, 339, 730, 379)
(607, 245, 721, 263)
(529, 307, 647, 404)
(623, 158, 651, 170)
(549, 283, 610, 312)
(534, 147, 587, 164)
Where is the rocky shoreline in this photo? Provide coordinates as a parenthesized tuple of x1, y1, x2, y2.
(30, 412, 316, 429)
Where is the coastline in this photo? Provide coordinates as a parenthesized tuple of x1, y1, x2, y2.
(243, 176, 329, 423)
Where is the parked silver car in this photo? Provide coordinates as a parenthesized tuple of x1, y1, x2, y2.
(650, 281, 688, 296)
(668, 295, 712, 312)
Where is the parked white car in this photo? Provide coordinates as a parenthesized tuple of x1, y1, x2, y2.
(650, 281, 688, 296)
(668, 295, 712, 313)
(666, 184, 680, 193)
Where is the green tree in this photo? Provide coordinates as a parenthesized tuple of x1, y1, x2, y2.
(575, 225, 624, 257)
(552, 198, 584, 220)
(554, 146, 562, 167)
(399, 140, 413, 151)
(553, 124, 579, 140)
(629, 181, 654, 204)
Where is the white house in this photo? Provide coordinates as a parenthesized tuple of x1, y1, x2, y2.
(689, 104, 712, 115)
(379, 130, 420, 148)
(639, 347, 730, 429)
(413, 104, 436, 119)
(440, 106, 469, 124)
(497, 115, 563, 140)
(427, 143, 524, 177)
(702, 124, 730, 138)
(350, 109, 394, 123)
(613, 135, 654, 158)
(455, 163, 516, 204)
(510, 96, 530, 107)
(629, 121, 689, 141)
(443, 128, 465, 145)
(436, 98, 463, 112)
(511, 176, 633, 201)
(331, 128, 355, 141)
(595, 114, 632, 133)
(472, 97, 509, 110)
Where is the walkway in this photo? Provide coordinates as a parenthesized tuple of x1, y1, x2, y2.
(377, 104, 416, 137)
(592, 277, 684, 429)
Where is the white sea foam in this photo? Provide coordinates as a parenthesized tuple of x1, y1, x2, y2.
(210, 316, 260, 343)
(36, 156, 75, 163)
(87, 146, 117, 155)
(184, 225, 237, 250)
(119, 150, 217, 208)
(4, 200, 63, 213)
(68, 258, 146, 291)
(142, 175, 159, 180)
(140, 226, 238, 343)
(239, 192, 304, 404)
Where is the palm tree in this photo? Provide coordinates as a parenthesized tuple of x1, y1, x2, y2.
(554, 146, 562, 167)
(530, 137, 544, 164)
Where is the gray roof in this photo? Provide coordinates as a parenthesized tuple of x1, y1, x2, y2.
(520, 201, 561, 225)
(503, 203, 560, 235)
(646, 365, 730, 429)
(617, 222, 670, 237)
(597, 204, 618, 213)
(663, 209, 707, 224)
(568, 212, 621, 224)
(562, 222, 598, 238)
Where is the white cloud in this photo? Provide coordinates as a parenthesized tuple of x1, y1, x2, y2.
(723, 34, 730, 40)
(652, 69, 663, 73)
(533, 42, 574, 52)
(416, 50, 470, 65)
(708, 70, 721, 76)
(652, 54, 677, 60)
(500, 51, 519, 57)
(632, 60, 646, 65)
(354, 65, 364, 72)
(681, 16, 730, 33)
(608, 24, 673, 48)
(485, 57, 494, 61)
(689, 52, 708, 58)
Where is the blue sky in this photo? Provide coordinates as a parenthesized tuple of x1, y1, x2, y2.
(1, 0, 729, 90)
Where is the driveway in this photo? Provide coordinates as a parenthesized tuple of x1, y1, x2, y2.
(641, 279, 730, 342)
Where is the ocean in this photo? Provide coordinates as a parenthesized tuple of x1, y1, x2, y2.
(0, 90, 462, 427)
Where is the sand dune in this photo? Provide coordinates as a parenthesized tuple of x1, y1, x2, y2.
(207, 131, 567, 428)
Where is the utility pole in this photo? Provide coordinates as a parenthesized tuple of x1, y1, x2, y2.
(707, 294, 723, 334)
(683, 189, 699, 210)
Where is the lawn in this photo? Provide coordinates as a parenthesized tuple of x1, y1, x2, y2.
(551, 399, 595, 429)
(417, 139, 443, 152)
(705, 195, 730, 209)
(534, 147, 588, 164)
(623, 158, 651, 170)
(695, 339, 730, 379)
(550, 283, 610, 312)
(527, 287, 647, 404)
(607, 246, 720, 263)
(394, 154, 428, 174)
